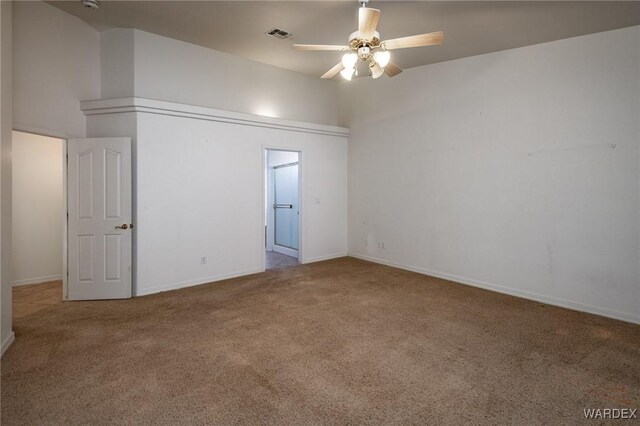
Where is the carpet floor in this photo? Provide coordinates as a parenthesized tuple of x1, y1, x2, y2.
(2, 257, 639, 425)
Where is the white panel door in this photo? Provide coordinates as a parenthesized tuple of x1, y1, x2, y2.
(68, 138, 132, 300)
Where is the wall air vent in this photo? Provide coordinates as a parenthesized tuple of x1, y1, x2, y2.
(266, 28, 294, 40)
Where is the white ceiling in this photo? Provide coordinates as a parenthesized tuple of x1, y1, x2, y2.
(49, 1, 640, 77)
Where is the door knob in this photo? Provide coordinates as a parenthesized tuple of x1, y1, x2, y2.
(115, 224, 129, 230)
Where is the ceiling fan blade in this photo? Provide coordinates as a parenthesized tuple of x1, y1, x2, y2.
(382, 31, 443, 50)
(293, 44, 348, 51)
(321, 62, 344, 79)
(358, 8, 381, 41)
(385, 62, 403, 77)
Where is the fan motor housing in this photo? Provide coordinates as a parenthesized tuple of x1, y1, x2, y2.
(348, 31, 381, 50)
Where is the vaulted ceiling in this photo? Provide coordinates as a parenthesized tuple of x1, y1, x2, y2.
(49, 1, 640, 77)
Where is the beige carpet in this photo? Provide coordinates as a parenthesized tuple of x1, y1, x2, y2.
(2, 257, 639, 424)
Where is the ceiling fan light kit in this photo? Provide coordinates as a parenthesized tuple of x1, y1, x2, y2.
(293, 0, 443, 81)
(373, 51, 391, 68)
(340, 67, 355, 81)
(342, 52, 358, 69)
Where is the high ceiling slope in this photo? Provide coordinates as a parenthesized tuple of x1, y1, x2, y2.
(49, 1, 640, 77)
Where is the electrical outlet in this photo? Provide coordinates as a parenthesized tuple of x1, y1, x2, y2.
(364, 239, 368, 247)
(201, 256, 207, 264)
(377, 241, 385, 249)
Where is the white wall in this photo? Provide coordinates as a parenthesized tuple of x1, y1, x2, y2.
(342, 26, 640, 324)
(11, 131, 64, 286)
(134, 113, 347, 295)
(85, 100, 348, 296)
(100, 29, 340, 126)
(100, 29, 134, 99)
(13, 1, 100, 138)
(1, 0, 14, 355)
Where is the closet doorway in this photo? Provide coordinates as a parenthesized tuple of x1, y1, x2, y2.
(11, 130, 65, 317)
(265, 149, 300, 270)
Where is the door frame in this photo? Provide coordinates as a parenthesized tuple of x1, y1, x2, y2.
(12, 126, 70, 301)
(262, 147, 303, 271)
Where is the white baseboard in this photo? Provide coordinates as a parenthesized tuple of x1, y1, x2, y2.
(273, 244, 298, 258)
(1, 332, 15, 357)
(135, 267, 264, 297)
(303, 252, 348, 264)
(348, 252, 640, 325)
(12, 274, 63, 287)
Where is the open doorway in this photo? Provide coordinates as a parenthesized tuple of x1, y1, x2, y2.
(11, 130, 65, 318)
(265, 149, 300, 270)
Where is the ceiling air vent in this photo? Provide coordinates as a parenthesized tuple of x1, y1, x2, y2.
(266, 28, 294, 40)
(81, 0, 101, 9)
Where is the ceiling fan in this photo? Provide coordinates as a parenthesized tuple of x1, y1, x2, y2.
(293, 0, 443, 81)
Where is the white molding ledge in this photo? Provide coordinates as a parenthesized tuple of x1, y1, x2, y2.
(81, 97, 350, 138)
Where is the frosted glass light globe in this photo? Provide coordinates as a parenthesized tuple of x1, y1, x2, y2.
(341, 53, 358, 69)
(373, 50, 391, 68)
(340, 67, 355, 81)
